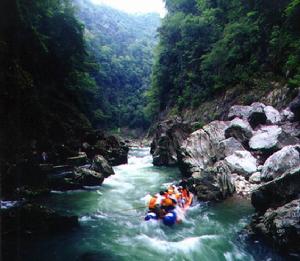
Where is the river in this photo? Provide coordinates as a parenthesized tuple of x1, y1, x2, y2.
(10, 148, 287, 260)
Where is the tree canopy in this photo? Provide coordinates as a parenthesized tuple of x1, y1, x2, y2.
(147, 0, 300, 117)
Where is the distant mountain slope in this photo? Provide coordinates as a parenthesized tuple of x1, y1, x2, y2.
(74, 0, 161, 129)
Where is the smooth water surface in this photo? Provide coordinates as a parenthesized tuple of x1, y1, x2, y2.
(9, 148, 287, 261)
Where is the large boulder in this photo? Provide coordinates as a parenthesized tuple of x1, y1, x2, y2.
(152, 135, 177, 166)
(67, 152, 88, 167)
(261, 145, 300, 181)
(150, 118, 192, 166)
(249, 126, 299, 152)
(248, 102, 267, 129)
(191, 161, 235, 201)
(281, 121, 300, 138)
(83, 134, 129, 166)
(228, 105, 252, 120)
(50, 167, 105, 190)
(225, 118, 253, 145)
(1, 204, 78, 236)
(280, 108, 294, 122)
(178, 121, 229, 176)
(264, 106, 282, 124)
(249, 199, 300, 254)
(91, 155, 114, 178)
(74, 167, 105, 186)
(252, 167, 300, 212)
(289, 93, 300, 121)
(225, 150, 257, 177)
(249, 172, 261, 184)
(217, 137, 245, 160)
(231, 174, 258, 197)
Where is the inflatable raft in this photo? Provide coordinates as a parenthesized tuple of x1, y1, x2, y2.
(145, 193, 193, 226)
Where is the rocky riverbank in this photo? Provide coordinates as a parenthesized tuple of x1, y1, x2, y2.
(1, 131, 129, 238)
(150, 91, 300, 255)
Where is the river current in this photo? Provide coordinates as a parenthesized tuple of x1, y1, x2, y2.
(11, 148, 288, 260)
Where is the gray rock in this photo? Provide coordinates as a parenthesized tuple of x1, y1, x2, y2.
(280, 108, 294, 122)
(217, 137, 245, 160)
(248, 102, 267, 128)
(192, 161, 235, 201)
(150, 118, 192, 166)
(231, 173, 258, 197)
(252, 166, 300, 212)
(91, 155, 115, 178)
(67, 152, 88, 167)
(249, 199, 300, 254)
(249, 172, 261, 184)
(225, 150, 257, 176)
(178, 121, 229, 176)
(249, 125, 299, 151)
(281, 121, 300, 138)
(74, 167, 105, 186)
(261, 145, 300, 181)
(264, 106, 282, 124)
(225, 118, 253, 144)
(228, 105, 252, 120)
(289, 92, 300, 121)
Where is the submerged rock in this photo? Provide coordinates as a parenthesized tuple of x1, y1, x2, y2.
(225, 150, 257, 177)
(249, 199, 300, 254)
(252, 167, 300, 212)
(261, 145, 300, 181)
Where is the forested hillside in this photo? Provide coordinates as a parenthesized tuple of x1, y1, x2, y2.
(74, 0, 160, 129)
(0, 0, 160, 161)
(147, 0, 300, 118)
(0, 0, 99, 160)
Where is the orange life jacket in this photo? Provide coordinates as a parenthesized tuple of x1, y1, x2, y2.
(149, 196, 157, 209)
(161, 198, 174, 207)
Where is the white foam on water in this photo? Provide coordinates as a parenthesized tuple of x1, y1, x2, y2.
(135, 234, 219, 254)
(0, 200, 19, 209)
(79, 215, 93, 222)
(83, 186, 102, 190)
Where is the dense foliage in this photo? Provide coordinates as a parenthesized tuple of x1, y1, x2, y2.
(0, 0, 101, 159)
(74, 0, 160, 129)
(147, 0, 300, 117)
(0, 0, 160, 160)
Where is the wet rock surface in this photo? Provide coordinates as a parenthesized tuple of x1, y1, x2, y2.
(248, 199, 300, 255)
(150, 118, 192, 166)
(191, 161, 235, 201)
(152, 100, 300, 253)
(1, 203, 78, 237)
(178, 121, 229, 177)
(252, 167, 300, 212)
(260, 145, 300, 181)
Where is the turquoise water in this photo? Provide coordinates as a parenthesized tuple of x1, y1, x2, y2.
(8, 148, 287, 260)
